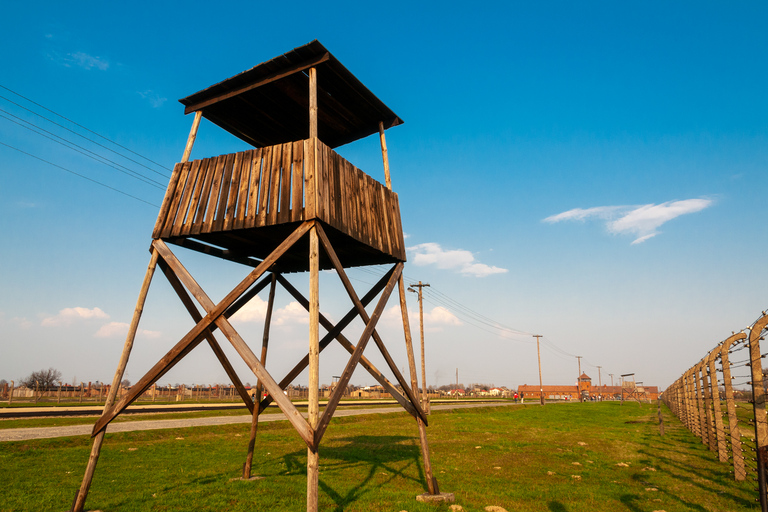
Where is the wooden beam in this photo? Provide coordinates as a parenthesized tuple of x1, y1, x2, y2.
(244, 273, 278, 478)
(314, 262, 403, 445)
(307, 224, 320, 511)
(184, 53, 331, 115)
(398, 272, 437, 494)
(73, 248, 159, 512)
(378, 121, 391, 190)
(309, 67, 318, 139)
(181, 111, 203, 163)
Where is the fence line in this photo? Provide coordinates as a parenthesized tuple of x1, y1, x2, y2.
(662, 310, 768, 510)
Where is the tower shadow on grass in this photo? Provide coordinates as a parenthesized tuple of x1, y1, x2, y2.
(282, 434, 425, 511)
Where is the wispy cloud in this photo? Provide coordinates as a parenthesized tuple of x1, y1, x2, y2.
(543, 198, 713, 244)
(407, 243, 508, 277)
(137, 90, 167, 108)
(41, 307, 109, 326)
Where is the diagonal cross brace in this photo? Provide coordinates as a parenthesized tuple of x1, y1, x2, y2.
(275, 273, 421, 421)
(156, 258, 255, 414)
(257, 268, 396, 413)
(151, 238, 315, 448)
(92, 221, 312, 436)
(314, 261, 404, 445)
(315, 224, 426, 422)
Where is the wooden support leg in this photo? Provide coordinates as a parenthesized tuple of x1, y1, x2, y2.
(307, 224, 320, 512)
(398, 275, 437, 495)
(244, 274, 277, 479)
(72, 248, 159, 512)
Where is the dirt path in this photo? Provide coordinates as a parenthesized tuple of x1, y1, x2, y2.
(0, 402, 512, 442)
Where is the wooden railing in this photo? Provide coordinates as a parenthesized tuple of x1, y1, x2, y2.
(152, 138, 405, 261)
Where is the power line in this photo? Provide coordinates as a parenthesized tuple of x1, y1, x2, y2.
(0, 109, 166, 189)
(0, 141, 159, 208)
(0, 85, 170, 178)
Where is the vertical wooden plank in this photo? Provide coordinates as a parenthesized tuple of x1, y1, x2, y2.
(160, 162, 192, 238)
(245, 148, 264, 229)
(152, 163, 184, 239)
(182, 160, 209, 235)
(291, 140, 304, 222)
(304, 139, 316, 220)
(359, 171, 371, 247)
(173, 160, 203, 236)
(214, 153, 236, 232)
(314, 141, 326, 223)
(202, 155, 226, 233)
(391, 193, 406, 260)
(224, 151, 245, 231)
(267, 144, 282, 226)
(332, 153, 344, 231)
(336, 154, 348, 233)
(192, 156, 216, 235)
(234, 150, 255, 230)
(257, 146, 273, 227)
(380, 187, 393, 256)
(279, 142, 293, 224)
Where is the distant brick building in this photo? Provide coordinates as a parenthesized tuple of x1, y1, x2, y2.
(517, 374, 659, 401)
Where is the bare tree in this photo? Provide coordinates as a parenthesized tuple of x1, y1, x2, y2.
(20, 368, 62, 389)
(121, 379, 131, 388)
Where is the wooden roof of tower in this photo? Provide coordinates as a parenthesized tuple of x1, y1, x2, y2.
(154, 41, 407, 273)
(179, 40, 403, 149)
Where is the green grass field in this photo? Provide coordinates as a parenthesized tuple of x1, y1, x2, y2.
(0, 401, 759, 511)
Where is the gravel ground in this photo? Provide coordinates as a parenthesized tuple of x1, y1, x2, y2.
(0, 402, 512, 442)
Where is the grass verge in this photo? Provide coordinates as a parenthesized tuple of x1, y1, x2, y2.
(0, 401, 758, 511)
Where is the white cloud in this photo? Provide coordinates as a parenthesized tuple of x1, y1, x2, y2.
(230, 296, 269, 323)
(407, 243, 508, 278)
(382, 305, 461, 331)
(424, 306, 462, 327)
(230, 298, 309, 327)
(41, 307, 109, 326)
(94, 321, 161, 339)
(544, 198, 714, 244)
(69, 52, 109, 70)
(274, 302, 309, 326)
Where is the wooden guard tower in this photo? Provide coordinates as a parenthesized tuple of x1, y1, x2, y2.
(71, 41, 451, 511)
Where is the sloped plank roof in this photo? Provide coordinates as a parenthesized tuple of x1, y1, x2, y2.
(179, 40, 403, 149)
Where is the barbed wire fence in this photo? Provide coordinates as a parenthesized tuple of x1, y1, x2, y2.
(662, 310, 768, 511)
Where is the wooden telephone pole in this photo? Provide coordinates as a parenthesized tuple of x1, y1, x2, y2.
(408, 282, 430, 412)
(533, 335, 544, 405)
(576, 356, 583, 402)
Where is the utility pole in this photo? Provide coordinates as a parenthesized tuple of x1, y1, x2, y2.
(609, 373, 614, 387)
(408, 282, 430, 412)
(597, 366, 602, 401)
(533, 335, 544, 405)
(576, 356, 583, 402)
(456, 368, 459, 400)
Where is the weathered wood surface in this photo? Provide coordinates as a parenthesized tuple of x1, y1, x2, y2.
(152, 139, 406, 267)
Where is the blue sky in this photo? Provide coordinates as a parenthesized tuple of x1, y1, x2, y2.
(1, 2, 766, 392)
